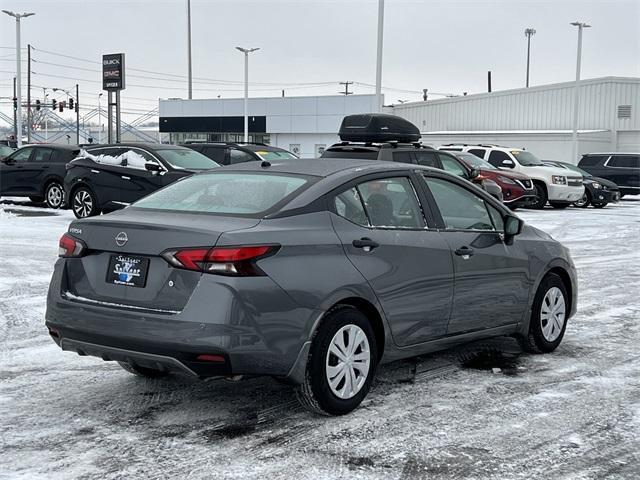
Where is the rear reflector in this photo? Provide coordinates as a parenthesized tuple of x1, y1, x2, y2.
(161, 245, 279, 276)
(196, 354, 225, 363)
(58, 233, 86, 258)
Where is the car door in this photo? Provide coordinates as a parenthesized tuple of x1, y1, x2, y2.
(420, 173, 530, 334)
(330, 173, 454, 346)
(605, 155, 640, 191)
(26, 147, 55, 195)
(0, 147, 34, 194)
(115, 148, 169, 204)
(83, 146, 134, 207)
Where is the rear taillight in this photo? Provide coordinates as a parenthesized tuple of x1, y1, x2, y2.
(58, 233, 86, 258)
(161, 245, 278, 276)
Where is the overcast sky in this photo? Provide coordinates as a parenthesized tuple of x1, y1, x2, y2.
(1, 0, 638, 120)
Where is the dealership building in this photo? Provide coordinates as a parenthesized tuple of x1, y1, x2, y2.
(159, 76, 639, 161)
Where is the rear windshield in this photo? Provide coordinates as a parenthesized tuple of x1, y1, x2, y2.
(155, 148, 220, 170)
(254, 150, 298, 160)
(132, 172, 312, 215)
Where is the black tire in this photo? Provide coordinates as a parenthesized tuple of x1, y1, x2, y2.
(295, 306, 378, 416)
(549, 202, 570, 209)
(71, 186, 99, 218)
(29, 196, 45, 204)
(118, 361, 169, 378)
(572, 191, 591, 208)
(520, 273, 569, 354)
(530, 183, 547, 209)
(44, 181, 65, 209)
(592, 202, 607, 209)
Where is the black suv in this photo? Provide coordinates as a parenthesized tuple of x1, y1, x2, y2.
(321, 114, 504, 202)
(182, 142, 297, 164)
(578, 153, 639, 197)
(64, 143, 218, 218)
(0, 144, 80, 208)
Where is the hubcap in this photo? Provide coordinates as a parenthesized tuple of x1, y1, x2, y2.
(540, 287, 566, 342)
(73, 190, 93, 218)
(325, 324, 371, 399)
(47, 184, 63, 207)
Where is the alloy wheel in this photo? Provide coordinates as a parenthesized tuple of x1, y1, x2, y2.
(325, 324, 371, 399)
(573, 192, 589, 208)
(46, 183, 64, 209)
(73, 190, 93, 218)
(540, 286, 566, 342)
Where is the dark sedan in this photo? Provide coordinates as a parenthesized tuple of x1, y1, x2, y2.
(47, 158, 577, 415)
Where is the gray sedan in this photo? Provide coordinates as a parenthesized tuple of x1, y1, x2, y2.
(46, 159, 577, 415)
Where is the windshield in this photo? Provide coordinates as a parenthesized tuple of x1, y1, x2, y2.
(562, 163, 591, 177)
(156, 148, 220, 170)
(0, 145, 15, 157)
(132, 172, 312, 216)
(454, 152, 497, 170)
(254, 150, 298, 160)
(511, 150, 543, 166)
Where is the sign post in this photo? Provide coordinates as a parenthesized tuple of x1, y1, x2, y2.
(102, 53, 125, 143)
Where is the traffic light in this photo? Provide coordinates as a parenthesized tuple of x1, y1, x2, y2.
(13, 97, 17, 111)
(35, 99, 41, 111)
(51, 99, 57, 110)
(59, 101, 65, 113)
(68, 98, 74, 110)
(75, 101, 79, 113)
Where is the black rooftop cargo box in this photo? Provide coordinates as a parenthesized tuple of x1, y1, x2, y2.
(338, 113, 421, 143)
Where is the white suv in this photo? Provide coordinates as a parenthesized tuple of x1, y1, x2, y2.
(440, 144, 584, 209)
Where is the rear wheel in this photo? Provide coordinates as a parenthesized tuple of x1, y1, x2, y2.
(45, 181, 64, 209)
(118, 361, 169, 378)
(72, 187, 98, 218)
(572, 191, 591, 208)
(549, 202, 570, 209)
(520, 273, 569, 354)
(295, 306, 377, 416)
(530, 183, 547, 209)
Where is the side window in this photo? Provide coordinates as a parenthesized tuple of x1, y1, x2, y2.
(230, 149, 256, 164)
(608, 155, 640, 168)
(30, 148, 53, 163)
(392, 151, 414, 164)
(414, 151, 439, 167)
(204, 147, 228, 164)
(119, 149, 158, 169)
(9, 147, 33, 163)
(334, 187, 368, 227)
(579, 155, 606, 167)
(357, 177, 425, 229)
(487, 150, 513, 168)
(424, 176, 495, 231)
(468, 148, 486, 158)
(487, 204, 504, 232)
(438, 154, 467, 177)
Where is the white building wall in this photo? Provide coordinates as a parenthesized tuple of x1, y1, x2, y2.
(270, 133, 339, 158)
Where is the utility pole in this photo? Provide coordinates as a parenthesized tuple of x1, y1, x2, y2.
(570, 21, 591, 163)
(13, 77, 18, 140)
(27, 43, 31, 142)
(339, 81, 353, 95)
(98, 93, 103, 144)
(75, 84, 80, 144)
(422, 89, 428, 101)
(42, 87, 48, 141)
(488, 71, 492, 92)
(186, 0, 193, 99)
(524, 28, 536, 88)
(375, 0, 385, 111)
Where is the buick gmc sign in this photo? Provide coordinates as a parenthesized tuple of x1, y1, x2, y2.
(102, 53, 126, 90)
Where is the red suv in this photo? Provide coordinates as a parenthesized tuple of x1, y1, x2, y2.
(444, 150, 537, 209)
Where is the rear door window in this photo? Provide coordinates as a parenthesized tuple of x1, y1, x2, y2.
(334, 187, 369, 226)
(608, 155, 640, 168)
(392, 151, 414, 164)
(230, 149, 257, 164)
(414, 151, 439, 167)
(357, 177, 425, 229)
(438, 153, 467, 177)
(31, 148, 53, 163)
(468, 148, 486, 158)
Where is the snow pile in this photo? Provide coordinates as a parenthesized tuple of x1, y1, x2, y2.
(0, 208, 16, 220)
(80, 149, 149, 171)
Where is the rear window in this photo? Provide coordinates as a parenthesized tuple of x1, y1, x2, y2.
(254, 150, 298, 161)
(155, 148, 220, 170)
(132, 172, 313, 216)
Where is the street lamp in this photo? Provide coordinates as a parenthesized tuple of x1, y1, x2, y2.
(524, 28, 536, 88)
(98, 93, 103, 144)
(2, 10, 35, 147)
(42, 87, 49, 141)
(375, 0, 384, 111)
(186, 0, 192, 99)
(235, 46, 260, 143)
(570, 21, 591, 163)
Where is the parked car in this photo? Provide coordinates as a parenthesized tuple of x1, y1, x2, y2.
(543, 160, 620, 208)
(0, 144, 80, 208)
(321, 114, 504, 202)
(578, 153, 639, 198)
(46, 158, 577, 416)
(440, 144, 584, 209)
(443, 150, 537, 209)
(182, 142, 298, 164)
(0, 144, 15, 160)
(65, 143, 219, 219)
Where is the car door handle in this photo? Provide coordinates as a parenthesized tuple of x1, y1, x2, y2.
(121, 175, 131, 180)
(352, 238, 379, 251)
(90, 169, 100, 174)
(455, 246, 475, 258)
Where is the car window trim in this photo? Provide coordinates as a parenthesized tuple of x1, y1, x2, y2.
(604, 155, 638, 169)
(127, 147, 168, 172)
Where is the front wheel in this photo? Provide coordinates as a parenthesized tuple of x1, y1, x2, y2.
(72, 187, 99, 218)
(572, 191, 591, 208)
(520, 273, 569, 353)
(529, 183, 547, 209)
(295, 306, 377, 416)
(549, 202, 570, 209)
(45, 181, 65, 209)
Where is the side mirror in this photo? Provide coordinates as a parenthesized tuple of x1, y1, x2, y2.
(501, 159, 515, 168)
(469, 167, 480, 179)
(504, 215, 523, 244)
(2, 157, 15, 165)
(145, 162, 161, 172)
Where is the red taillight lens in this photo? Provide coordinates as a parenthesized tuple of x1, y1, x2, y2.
(161, 245, 278, 276)
(58, 233, 86, 258)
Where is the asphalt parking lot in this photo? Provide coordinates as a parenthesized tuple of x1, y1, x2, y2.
(1, 198, 639, 480)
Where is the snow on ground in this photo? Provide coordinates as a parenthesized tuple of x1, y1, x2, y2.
(1, 197, 639, 480)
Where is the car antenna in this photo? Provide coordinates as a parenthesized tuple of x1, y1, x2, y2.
(261, 160, 271, 168)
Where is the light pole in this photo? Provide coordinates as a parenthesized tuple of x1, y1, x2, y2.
(186, 0, 192, 99)
(375, 0, 385, 111)
(2, 10, 35, 147)
(42, 87, 48, 141)
(570, 21, 591, 163)
(98, 93, 103, 144)
(524, 28, 536, 88)
(235, 47, 260, 143)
